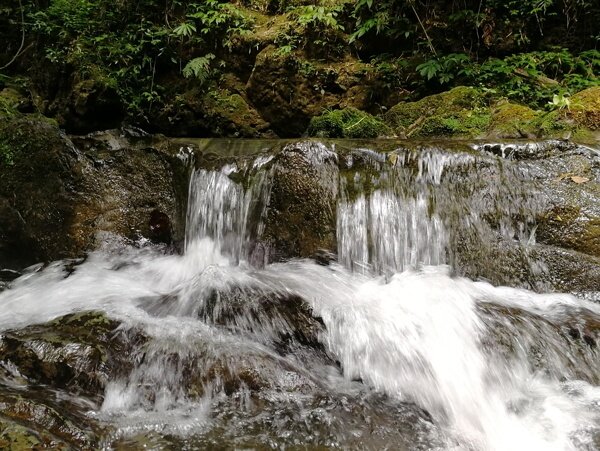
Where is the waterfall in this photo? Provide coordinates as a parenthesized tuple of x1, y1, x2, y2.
(0, 141, 598, 450)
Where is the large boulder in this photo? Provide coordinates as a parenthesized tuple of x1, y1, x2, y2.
(0, 115, 189, 268)
(0, 311, 138, 395)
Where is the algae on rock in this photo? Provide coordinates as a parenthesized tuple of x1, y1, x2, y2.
(384, 87, 492, 138)
(307, 107, 392, 138)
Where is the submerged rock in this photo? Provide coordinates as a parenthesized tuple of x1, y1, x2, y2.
(0, 417, 71, 450)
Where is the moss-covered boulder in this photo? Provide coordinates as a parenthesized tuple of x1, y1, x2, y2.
(486, 101, 538, 139)
(384, 86, 492, 138)
(568, 86, 600, 130)
(307, 107, 392, 138)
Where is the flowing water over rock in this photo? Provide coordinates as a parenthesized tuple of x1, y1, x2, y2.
(0, 139, 599, 450)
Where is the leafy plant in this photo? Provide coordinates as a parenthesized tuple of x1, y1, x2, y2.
(416, 54, 470, 84)
(173, 22, 197, 37)
(182, 54, 215, 83)
(548, 93, 571, 111)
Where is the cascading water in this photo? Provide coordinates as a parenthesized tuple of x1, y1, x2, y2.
(0, 140, 598, 450)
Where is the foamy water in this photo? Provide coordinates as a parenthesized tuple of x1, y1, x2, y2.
(0, 143, 598, 450)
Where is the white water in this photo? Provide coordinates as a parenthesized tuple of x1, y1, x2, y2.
(0, 146, 599, 450)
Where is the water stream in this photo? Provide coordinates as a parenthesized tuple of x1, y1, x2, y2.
(0, 141, 598, 450)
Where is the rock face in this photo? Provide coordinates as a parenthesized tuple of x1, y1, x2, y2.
(260, 141, 339, 262)
(246, 47, 372, 137)
(0, 115, 189, 268)
(151, 88, 275, 138)
(528, 144, 600, 259)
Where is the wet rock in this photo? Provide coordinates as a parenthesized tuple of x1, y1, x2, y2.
(199, 287, 327, 355)
(0, 115, 80, 267)
(0, 417, 71, 450)
(260, 141, 338, 261)
(0, 311, 136, 395)
(148, 209, 172, 244)
(0, 115, 189, 267)
(529, 245, 600, 295)
(523, 147, 600, 258)
(0, 391, 97, 449)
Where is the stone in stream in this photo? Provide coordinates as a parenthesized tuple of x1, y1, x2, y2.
(258, 141, 339, 263)
(0, 311, 137, 395)
(0, 115, 189, 269)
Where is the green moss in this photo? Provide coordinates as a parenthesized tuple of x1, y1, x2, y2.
(384, 86, 491, 137)
(530, 110, 573, 137)
(487, 101, 539, 138)
(568, 86, 600, 130)
(307, 107, 392, 138)
(418, 111, 491, 137)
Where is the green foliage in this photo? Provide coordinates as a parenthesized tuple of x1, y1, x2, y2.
(173, 22, 197, 37)
(294, 5, 344, 31)
(350, 0, 599, 52)
(416, 54, 470, 84)
(413, 49, 599, 109)
(307, 107, 391, 138)
(182, 54, 215, 83)
(287, 4, 346, 51)
(25, 0, 256, 118)
(548, 93, 571, 111)
(187, 0, 252, 47)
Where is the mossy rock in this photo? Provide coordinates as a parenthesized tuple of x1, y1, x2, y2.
(487, 101, 539, 139)
(384, 86, 491, 138)
(568, 86, 600, 130)
(307, 107, 392, 138)
(0, 87, 30, 116)
(525, 87, 600, 142)
(153, 88, 274, 138)
(418, 110, 491, 137)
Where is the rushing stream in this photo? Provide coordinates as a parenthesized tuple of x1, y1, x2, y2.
(0, 140, 599, 450)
